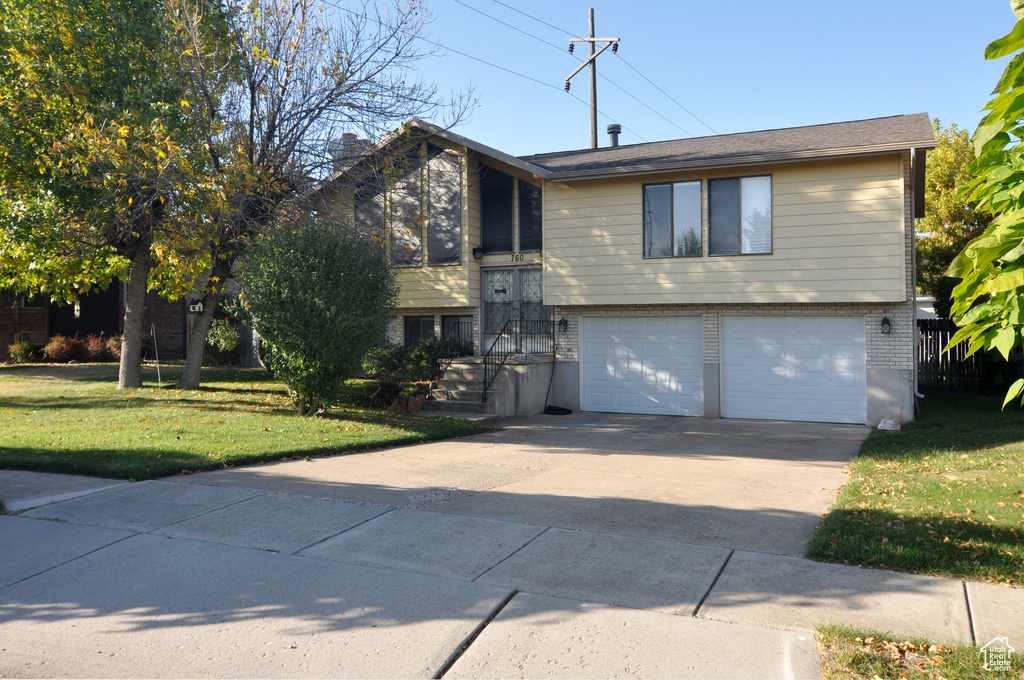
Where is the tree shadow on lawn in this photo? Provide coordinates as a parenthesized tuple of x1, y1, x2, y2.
(858, 389, 1024, 462)
(808, 507, 1024, 585)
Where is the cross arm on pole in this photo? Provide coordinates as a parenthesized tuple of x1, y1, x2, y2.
(564, 39, 619, 83)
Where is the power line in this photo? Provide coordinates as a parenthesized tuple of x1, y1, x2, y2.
(452, 0, 564, 52)
(615, 53, 718, 135)
(487, 0, 573, 37)
(323, 0, 649, 143)
(487, 0, 716, 136)
(458, 1, 690, 138)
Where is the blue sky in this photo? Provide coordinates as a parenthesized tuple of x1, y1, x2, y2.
(408, 1, 1016, 156)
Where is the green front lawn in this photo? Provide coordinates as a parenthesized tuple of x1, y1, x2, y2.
(808, 390, 1024, 585)
(0, 364, 494, 480)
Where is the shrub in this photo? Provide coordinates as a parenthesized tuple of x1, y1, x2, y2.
(361, 344, 408, 408)
(243, 213, 399, 415)
(204, 318, 240, 366)
(43, 335, 86, 363)
(207, 318, 240, 353)
(104, 333, 150, 361)
(405, 336, 440, 382)
(84, 334, 109, 362)
(361, 344, 407, 379)
(8, 340, 34, 363)
(106, 335, 122, 360)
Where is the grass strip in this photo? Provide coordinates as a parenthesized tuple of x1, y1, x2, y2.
(808, 390, 1024, 586)
(816, 623, 1023, 680)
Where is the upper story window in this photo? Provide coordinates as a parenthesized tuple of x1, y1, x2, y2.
(353, 143, 464, 268)
(518, 180, 543, 252)
(709, 175, 772, 256)
(643, 181, 701, 258)
(480, 165, 514, 254)
(480, 165, 543, 255)
(642, 175, 772, 258)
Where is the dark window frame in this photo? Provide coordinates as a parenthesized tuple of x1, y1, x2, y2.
(403, 316, 435, 348)
(642, 180, 703, 259)
(480, 165, 515, 255)
(708, 174, 773, 257)
(518, 180, 543, 253)
(19, 293, 45, 309)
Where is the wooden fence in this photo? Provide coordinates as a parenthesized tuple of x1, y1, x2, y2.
(917, 318, 990, 390)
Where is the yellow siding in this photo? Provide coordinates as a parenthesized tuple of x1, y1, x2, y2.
(543, 154, 907, 305)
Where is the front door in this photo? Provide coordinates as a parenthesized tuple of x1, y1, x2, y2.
(483, 268, 552, 353)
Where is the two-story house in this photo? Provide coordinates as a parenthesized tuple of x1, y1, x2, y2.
(325, 114, 936, 426)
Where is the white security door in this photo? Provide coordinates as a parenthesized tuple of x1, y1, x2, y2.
(581, 316, 703, 416)
(721, 315, 866, 424)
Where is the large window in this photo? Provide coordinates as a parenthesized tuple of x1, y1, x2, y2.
(709, 175, 772, 256)
(480, 165, 514, 254)
(427, 146, 462, 266)
(518, 181, 542, 252)
(643, 181, 702, 258)
(390, 153, 423, 267)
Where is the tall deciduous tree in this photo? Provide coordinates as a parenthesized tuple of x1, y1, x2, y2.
(947, 2, 1024, 407)
(0, 0, 205, 388)
(916, 121, 991, 319)
(167, 0, 471, 389)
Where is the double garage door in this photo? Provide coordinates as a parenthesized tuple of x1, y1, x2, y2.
(581, 315, 866, 424)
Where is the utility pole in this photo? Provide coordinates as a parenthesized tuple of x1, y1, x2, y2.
(565, 9, 619, 149)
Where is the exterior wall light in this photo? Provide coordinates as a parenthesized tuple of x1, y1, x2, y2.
(557, 318, 568, 333)
(881, 316, 891, 334)
(472, 246, 484, 260)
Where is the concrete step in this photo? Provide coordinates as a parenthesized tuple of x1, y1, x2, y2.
(434, 378, 487, 392)
(436, 367, 486, 382)
(431, 388, 487, 402)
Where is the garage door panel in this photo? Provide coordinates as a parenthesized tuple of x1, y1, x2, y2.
(722, 315, 866, 425)
(582, 316, 703, 417)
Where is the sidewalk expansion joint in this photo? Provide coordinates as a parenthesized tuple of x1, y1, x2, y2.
(963, 581, 977, 645)
(692, 548, 734, 618)
(143, 489, 268, 534)
(471, 526, 551, 582)
(292, 507, 396, 554)
(433, 589, 517, 679)
(0, 532, 135, 593)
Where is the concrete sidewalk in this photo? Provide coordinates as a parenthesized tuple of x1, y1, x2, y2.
(1, 429, 1022, 678)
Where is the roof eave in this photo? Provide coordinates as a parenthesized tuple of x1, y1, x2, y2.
(408, 118, 550, 179)
(540, 140, 939, 182)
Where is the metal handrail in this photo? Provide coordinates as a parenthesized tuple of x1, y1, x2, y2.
(427, 320, 473, 387)
(481, 318, 517, 403)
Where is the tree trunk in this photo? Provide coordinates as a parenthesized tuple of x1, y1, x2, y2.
(117, 230, 154, 389)
(175, 257, 232, 389)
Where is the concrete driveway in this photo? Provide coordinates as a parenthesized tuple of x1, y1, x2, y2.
(5, 413, 1005, 678)
(177, 412, 869, 556)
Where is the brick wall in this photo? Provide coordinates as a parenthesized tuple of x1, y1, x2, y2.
(0, 298, 48, 361)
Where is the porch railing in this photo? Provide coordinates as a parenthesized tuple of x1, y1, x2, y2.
(427, 319, 474, 386)
(482, 318, 516, 404)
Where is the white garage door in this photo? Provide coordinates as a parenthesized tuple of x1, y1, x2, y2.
(721, 315, 866, 424)
(581, 316, 703, 416)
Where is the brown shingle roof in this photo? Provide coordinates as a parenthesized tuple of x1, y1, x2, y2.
(519, 113, 936, 179)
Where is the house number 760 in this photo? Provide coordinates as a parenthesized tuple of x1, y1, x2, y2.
(510, 253, 524, 262)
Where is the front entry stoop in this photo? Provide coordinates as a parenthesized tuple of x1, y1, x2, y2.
(421, 358, 506, 419)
